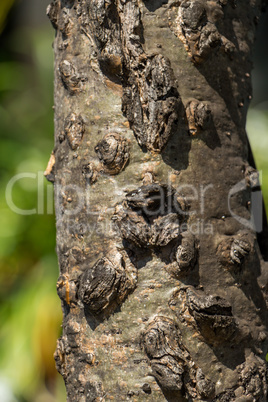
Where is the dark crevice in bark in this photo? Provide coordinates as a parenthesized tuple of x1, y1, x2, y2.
(142, 0, 169, 13)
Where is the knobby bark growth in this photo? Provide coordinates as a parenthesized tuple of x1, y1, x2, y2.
(46, 0, 268, 400)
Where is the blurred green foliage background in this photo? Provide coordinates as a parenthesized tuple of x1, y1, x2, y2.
(0, 0, 65, 401)
(0, 1, 267, 401)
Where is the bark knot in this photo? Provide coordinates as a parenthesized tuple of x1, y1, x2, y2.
(65, 112, 85, 150)
(78, 251, 136, 317)
(140, 316, 215, 399)
(95, 133, 129, 174)
(114, 184, 188, 248)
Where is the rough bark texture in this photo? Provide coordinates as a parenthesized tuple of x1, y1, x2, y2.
(47, 0, 268, 400)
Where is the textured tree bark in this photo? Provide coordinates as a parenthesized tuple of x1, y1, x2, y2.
(46, 0, 268, 400)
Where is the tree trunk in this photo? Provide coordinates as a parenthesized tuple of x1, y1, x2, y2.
(46, 0, 268, 400)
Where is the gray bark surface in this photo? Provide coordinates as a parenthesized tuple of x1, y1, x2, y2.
(46, 0, 268, 400)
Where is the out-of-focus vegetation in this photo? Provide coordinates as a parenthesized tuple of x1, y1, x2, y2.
(247, 107, 268, 212)
(0, 1, 267, 402)
(0, 0, 16, 34)
(247, 5, 268, 213)
(0, 2, 65, 401)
